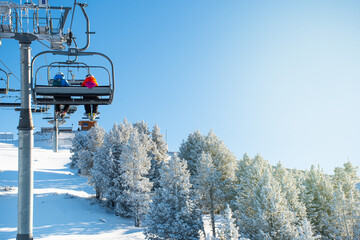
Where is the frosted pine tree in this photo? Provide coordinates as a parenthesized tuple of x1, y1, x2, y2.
(77, 124, 105, 176)
(100, 120, 134, 207)
(331, 162, 360, 239)
(89, 128, 118, 200)
(204, 129, 237, 181)
(195, 152, 223, 237)
(149, 123, 168, 189)
(294, 219, 320, 240)
(217, 204, 243, 240)
(145, 154, 203, 240)
(303, 165, 337, 239)
(251, 168, 298, 239)
(133, 120, 150, 135)
(233, 154, 269, 235)
(115, 130, 153, 227)
(178, 130, 205, 178)
(69, 131, 88, 170)
(273, 162, 307, 225)
(233, 154, 298, 239)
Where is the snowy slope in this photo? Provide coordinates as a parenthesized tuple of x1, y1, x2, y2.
(0, 142, 145, 240)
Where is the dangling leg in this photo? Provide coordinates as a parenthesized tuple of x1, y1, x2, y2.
(85, 104, 91, 119)
(61, 104, 70, 118)
(55, 104, 60, 117)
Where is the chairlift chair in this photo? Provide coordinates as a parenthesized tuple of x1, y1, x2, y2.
(31, 48, 115, 106)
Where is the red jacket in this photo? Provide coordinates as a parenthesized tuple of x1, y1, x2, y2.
(82, 76, 98, 89)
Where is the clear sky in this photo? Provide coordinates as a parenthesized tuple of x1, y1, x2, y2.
(1, 0, 360, 174)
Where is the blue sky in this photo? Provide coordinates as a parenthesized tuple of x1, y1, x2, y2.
(1, 0, 360, 173)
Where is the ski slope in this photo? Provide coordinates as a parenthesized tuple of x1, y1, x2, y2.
(0, 142, 145, 240)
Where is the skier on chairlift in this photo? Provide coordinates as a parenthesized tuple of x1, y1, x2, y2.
(52, 72, 71, 118)
(82, 73, 99, 120)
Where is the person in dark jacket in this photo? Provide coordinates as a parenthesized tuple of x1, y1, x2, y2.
(52, 72, 71, 118)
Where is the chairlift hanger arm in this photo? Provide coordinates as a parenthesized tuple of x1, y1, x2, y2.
(0, 68, 10, 94)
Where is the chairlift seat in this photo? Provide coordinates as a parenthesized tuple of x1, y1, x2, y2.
(35, 85, 112, 96)
(34, 85, 112, 105)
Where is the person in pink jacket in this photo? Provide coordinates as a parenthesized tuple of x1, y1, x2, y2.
(82, 73, 99, 118)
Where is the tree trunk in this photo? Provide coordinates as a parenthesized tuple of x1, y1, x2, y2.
(95, 188, 100, 199)
(210, 190, 216, 238)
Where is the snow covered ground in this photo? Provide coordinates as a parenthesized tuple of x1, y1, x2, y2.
(0, 142, 146, 240)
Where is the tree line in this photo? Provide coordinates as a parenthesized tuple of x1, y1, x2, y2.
(70, 120, 360, 240)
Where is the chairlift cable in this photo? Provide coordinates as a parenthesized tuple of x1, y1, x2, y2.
(0, 59, 20, 82)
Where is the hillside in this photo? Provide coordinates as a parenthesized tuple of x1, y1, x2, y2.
(0, 142, 146, 240)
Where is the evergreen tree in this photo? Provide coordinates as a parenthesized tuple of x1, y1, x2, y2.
(233, 154, 270, 235)
(294, 219, 320, 240)
(116, 130, 153, 227)
(149, 123, 168, 189)
(69, 131, 87, 170)
(77, 125, 105, 176)
(180, 130, 237, 212)
(178, 130, 205, 177)
(195, 152, 223, 237)
(251, 168, 298, 239)
(98, 120, 133, 207)
(133, 120, 150, 135)
(234, 154, 298, 239)
(303, 165, 337, 239)
(273, 162, 307, 225)
(89, 134, 116, 200)
(217, 204, 242, 240)
(146, 154, 203, 240)
(331, 162, 360, 239)
(204, 129, 237, 181)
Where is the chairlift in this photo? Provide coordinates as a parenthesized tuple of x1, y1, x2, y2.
(31, 48, 115, 106)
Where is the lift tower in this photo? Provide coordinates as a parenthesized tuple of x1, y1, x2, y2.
(0, 2, 71, 239)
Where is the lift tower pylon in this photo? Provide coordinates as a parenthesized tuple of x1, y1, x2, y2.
(0, 2, 72, 240)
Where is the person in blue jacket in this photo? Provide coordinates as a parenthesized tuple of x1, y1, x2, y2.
(52, 72, 71, 118)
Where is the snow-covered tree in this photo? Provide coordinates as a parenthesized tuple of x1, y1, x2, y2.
(115, 130, 153, 227)
(195, 152, 223, 237)
(217, 204, 242, 240)
(251, 168, 298, 239)
(77, 125, 105, 176)
(234, 154, 298, 239)
(233, 154, 269, 232)
(145, 154, 203, 240)
(91, 120, 133, 206)
(180, 130, 237, 211)
(149, 123, 168, 189)
(178, 130, 205, 177)
(89, 131, 117, 200)
(331, 162, 360, 239)
(204, 129, 237, 181)
(69, 131, 87, 170)
(294, 219, 320, 240)
(133, 120, 150, 135)
(302, 165, 337, 239)
(273, 162, 307, 225)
